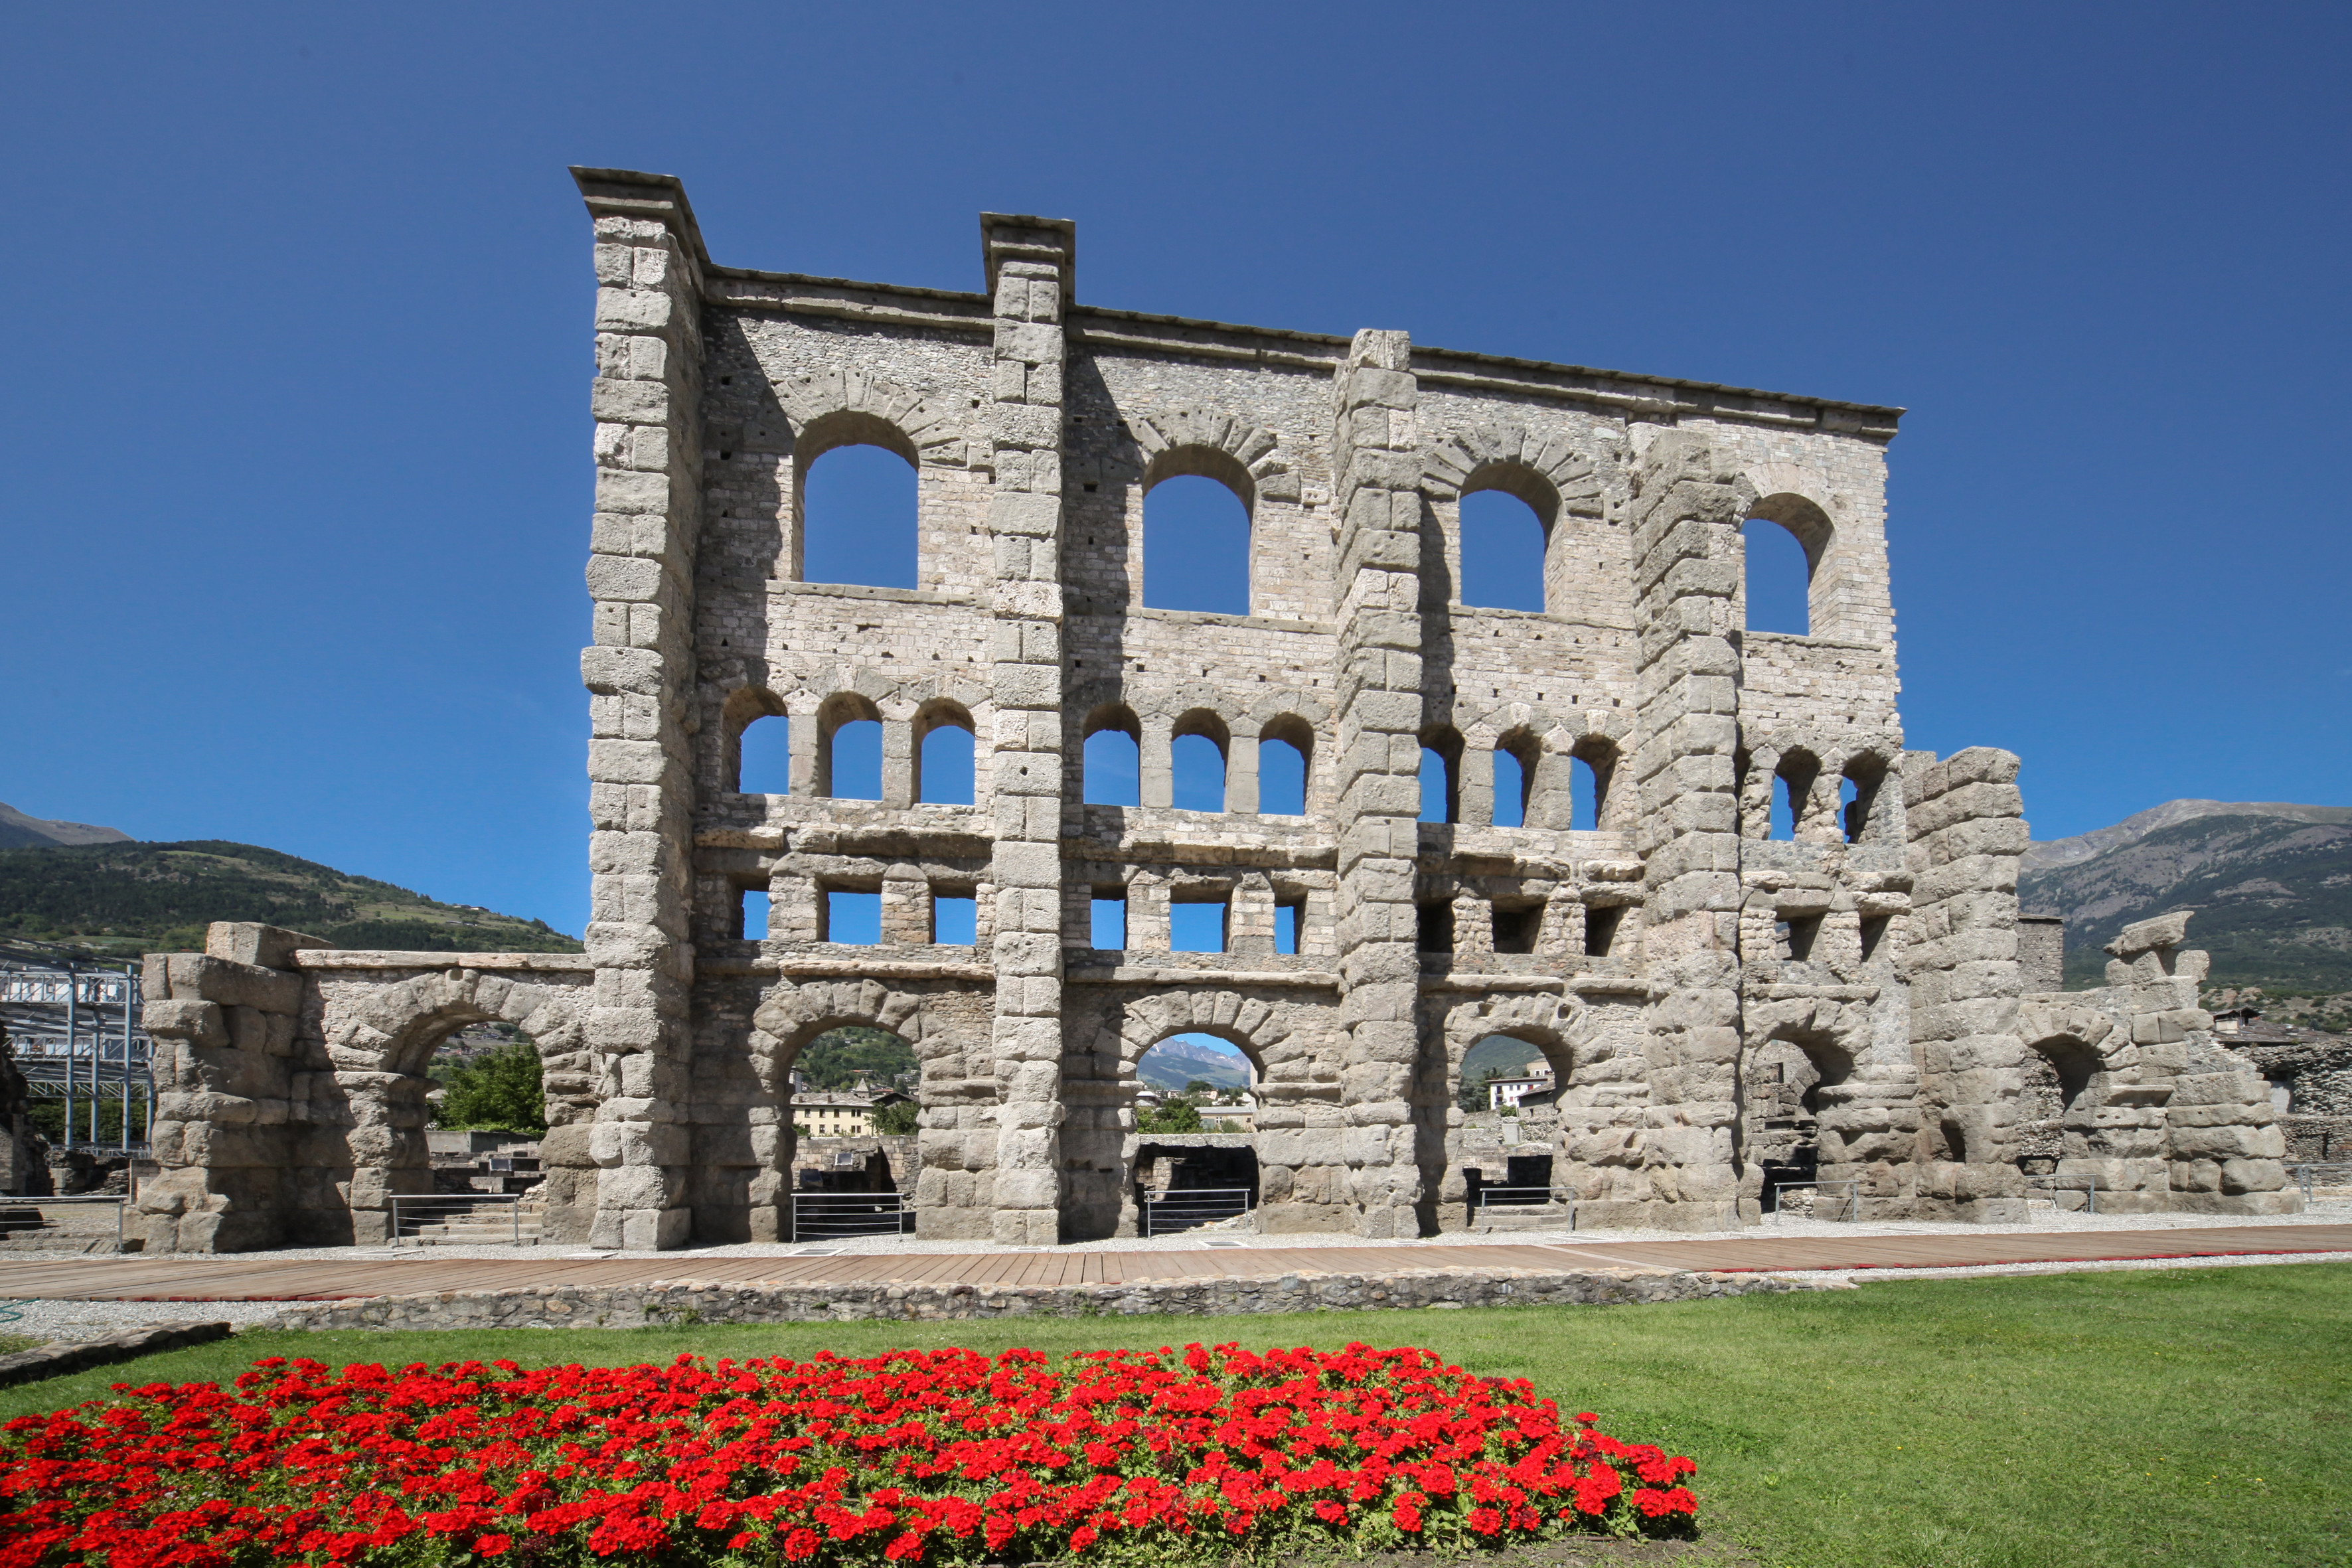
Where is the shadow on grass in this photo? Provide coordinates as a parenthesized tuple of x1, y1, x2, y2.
(3, 1265, 2346, 1568)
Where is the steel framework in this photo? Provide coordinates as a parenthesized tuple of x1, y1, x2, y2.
(0, 943, 153, 1152)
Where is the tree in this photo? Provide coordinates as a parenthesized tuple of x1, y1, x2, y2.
(1138, 1097, 1203, 1135)
(1185, 1078, 1215, 1097)
(433, 1040, 546, 1135)
(872, 1099, 920, 1136)
(1457, 1067, 1502, 1114)
(797, 1027, 917, 1091)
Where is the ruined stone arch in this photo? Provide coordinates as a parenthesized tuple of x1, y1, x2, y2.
(1734, 993, 1873, 1195)
(1441, 990, 1586, 1091)
(1125, 406, 1302, 505)
(771, 370, 976, 471)
(1102, 989, 1310, 1084)
(325, 969, 590, 1081)
(1421, 425, 1607, 520)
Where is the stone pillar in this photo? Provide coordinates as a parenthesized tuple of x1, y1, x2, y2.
(1903, 745, 2031, 1221)
(134, 923, 319, 1251)
(1329, 329, 1427, 1238)
(573, 168, 706, 1250)
(1227, 725, 1261, 815)
(1139, 715, 1174, 809)
(1625, 430, 1752, 1230)
(980, 213, 1075, 1246)
(882, 713, 917, 808)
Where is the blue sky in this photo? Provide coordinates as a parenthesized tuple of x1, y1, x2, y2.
(2, 2, 2345, 937)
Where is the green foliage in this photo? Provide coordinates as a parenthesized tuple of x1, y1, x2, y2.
(20, 1266, 2349, 1568)
(1184, 1078, 1214, 1096)
(0, 840, 582, 957)
(1137, 1097, 1202, 1134)
(871, 1099, 920, 1136)
(432, 1041, 546, 1135)
(795, 1027, 917, 1091)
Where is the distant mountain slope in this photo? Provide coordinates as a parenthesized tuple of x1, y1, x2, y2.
(2019, 802, 2352, 994)
(1137, 1036, 1254, 1092)
(0, 840, 580, 957)
(0, 802, 131, 850)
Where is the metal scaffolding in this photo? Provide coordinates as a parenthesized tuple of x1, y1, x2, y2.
(0, 943, 153, 1152)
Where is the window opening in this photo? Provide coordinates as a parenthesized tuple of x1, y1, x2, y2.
(823, 890, 882, 945)
(1275, 897, 1302, 955)
(1492, 902, 1541, 955)
(1171, 733, 1226, 813)
(1843, 767, 1883, 844)
(1417, 900, 1455, 954)
(1419, 747, 1457, 824)
(1092, 892, 1127, 951)
(740, 714, 790, 795)
(1083, 726, 1140, 806)
(803, 443, 917, 590)
(1259, 735, 1307, 816)
(1858, 915, 1889, 963)
(1170, 898, 1229, 954)
(1458, 489, 1547, 612)
(931, 894, 976, 945)
(1584, 905, 1622, 957)
(1136, 1033, 1253, 1107)
(1741, 518, 1810, 635)
(825, 719, 883, 800)
(918, 723, 975, 805)
(1144, 474, 1249, 615)
(1770, 775, 1797, 840)
(740, 888, 770, 941)
(1492, 747, 1527, 828)
(1571, 754, 1605, 832)
(1780, 915, 1821, 962)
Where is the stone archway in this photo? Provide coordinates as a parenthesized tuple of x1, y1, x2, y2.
(1737, 993, 1873, 1219)
(309, 967, 591, 1246)
(1433, 990, 1589, 1231)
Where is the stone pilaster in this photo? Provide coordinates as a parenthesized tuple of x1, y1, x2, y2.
(573, 168, 705, 1250)
(1329, 329, 1426, 1237)
(980, 214, 1074, 1246)
(1626, 430, 1752, 1229)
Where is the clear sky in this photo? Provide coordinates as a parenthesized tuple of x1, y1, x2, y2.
(3, 3, 2345, 937)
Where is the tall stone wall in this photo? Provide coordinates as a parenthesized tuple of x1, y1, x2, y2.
(120, 173, 2297, 1252)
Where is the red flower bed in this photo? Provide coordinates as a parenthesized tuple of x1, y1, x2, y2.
(0, 1342, 1696, 1568)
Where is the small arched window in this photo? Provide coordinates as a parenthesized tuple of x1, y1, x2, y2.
(1571, 751, 1607, 832)
(1771, 751, 1818, 841)
(1144, 471, 1250, 615)
(1083, 708, 1142, 807)
(819, 696, 884, 801)
(1171, 713, 1228, 813)
(802, 438, 918, 590)
(916, 707, 975, 805)
(1491, 734, 1539, 828)
(1259, 723, 1310, 817)
(1741, 494, 1834, 637)
(1841, 758, 1885, 844)
(739, 712, 790, 795)
(1458, 486, 1549, 612)
(1419, 730, 1462, 824)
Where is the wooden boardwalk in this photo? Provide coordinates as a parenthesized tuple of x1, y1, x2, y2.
(0, 1224, 2344, 1302)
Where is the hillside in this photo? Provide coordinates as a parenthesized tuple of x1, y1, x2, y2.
(0, 801, 131, 850)
(0, 840, 580, 957)
(2019, 801, 2352, 1016)
(1137, 1036, 1253, 1092)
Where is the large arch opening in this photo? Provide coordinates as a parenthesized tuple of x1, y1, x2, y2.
(2016, 1036, 2108, 1193)
(819, 694, 884, 800)
(914, 700, 976, 805)
(798, 416, 919, 590)
(1082, 705, 1141, 807)
(1142, 465, 1251, 616)
(1452, 1030, 1572, 1229)
(1458, 486, 1549, 613)
(1259, 716, 1312, 817)
(1739, 1035, 1855, 1215)
(1740, 493, 1834, 637)
(777, 1026, 919, 1240)
(1130, 1032, 1259, 1235)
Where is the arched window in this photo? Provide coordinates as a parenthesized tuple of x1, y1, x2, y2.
(1772, 751, 1818, 841)
(1259, 722, 1309, 817)
(1458, 487, 1548, 612)
(1137, 1034, 1255, 1098)
(1570, 748, 1610, 832)
(915, 704, 975, 805)
(1419, 730, 1461, 824)
(1491, 733, 1539, 828)
(801, 439, 918, 590)
(739, 713, 790, 795)
(1083, 707, 1141, 807)
(1144, 468, 1250, 615)
(787, 1026, 918, 1146)
(1741, 495, 1834, 637)
(819, 696, 884, 800)
(1841, 757, 1886, 844)
(1171, 710, 1228, 813)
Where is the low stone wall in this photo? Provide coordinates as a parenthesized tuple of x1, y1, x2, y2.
(0, 1320, 233, 1387)
(270, 1266, 1843, 1332)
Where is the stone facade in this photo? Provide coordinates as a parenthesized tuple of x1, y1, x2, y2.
(126, 171, 2300, 1251)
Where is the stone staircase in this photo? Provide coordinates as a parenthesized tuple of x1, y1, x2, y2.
(402, 1194, 546, 1247)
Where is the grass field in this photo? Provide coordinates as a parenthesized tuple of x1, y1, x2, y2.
(1, 1265, 2345, 1568)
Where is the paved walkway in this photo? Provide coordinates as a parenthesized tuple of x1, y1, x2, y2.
(2, 1223, 2346, 1302)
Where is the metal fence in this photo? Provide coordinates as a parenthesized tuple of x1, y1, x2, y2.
(1472, 1185, 1577, 1228)
(1140, 1186, 1253, 1237)
(791, 1192, 910, 1241)
(389, 1193, 528, 1246)
(1, 947, 153, 1152)
(0, 1194, 131, 1250)
(2288, 1162, 2352, 1202)
(1763, 1179, 1859, 1221)
(2022, 1175, 2101, 1214)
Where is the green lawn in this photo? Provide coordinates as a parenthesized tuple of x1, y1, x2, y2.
(2, 1265, 2345, 1568)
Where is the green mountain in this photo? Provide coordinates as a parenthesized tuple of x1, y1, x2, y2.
(2019, 801, 2352, 1018)
(1137, 1036, 1253, 1093)
(0, 839, 581, 957)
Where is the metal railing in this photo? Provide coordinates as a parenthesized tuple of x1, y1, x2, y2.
(0, 1194, 130, 1250)
(2022, 1175, 2100, 1214)
(1763, 1180, 1859, 1221)
(1140, 1186, 1253, 1237)
(390, 1193, 527, 1246)
(2288, 1162, 2352, 1202)
(1472, 1186, 1577, 1228)
(791, 1192, 910, 1241)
